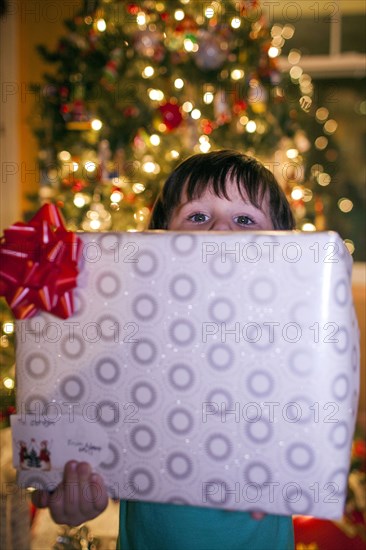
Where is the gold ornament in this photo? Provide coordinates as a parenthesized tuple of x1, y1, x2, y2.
(299, 96, 312, 112)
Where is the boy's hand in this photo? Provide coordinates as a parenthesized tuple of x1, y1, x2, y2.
(31, 460, 108, 526)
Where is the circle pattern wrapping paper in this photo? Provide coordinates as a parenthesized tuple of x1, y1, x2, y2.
(15, 231, 360, 519)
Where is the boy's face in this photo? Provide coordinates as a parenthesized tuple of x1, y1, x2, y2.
(168, 178, 273, 231)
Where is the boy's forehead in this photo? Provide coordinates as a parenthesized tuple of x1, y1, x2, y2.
(179, 176, 268, 208)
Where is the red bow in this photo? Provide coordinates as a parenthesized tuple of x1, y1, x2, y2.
(0, 204, 82, 319)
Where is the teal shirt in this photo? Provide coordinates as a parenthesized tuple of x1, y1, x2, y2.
(118, 501, 294, 550)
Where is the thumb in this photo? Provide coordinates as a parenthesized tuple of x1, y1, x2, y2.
(31, 490, 50, 508)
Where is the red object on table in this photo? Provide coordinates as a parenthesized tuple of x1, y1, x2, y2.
(293, 516, 366, 550)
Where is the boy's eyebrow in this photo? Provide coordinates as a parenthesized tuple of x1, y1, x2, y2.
(178, 199, 205, 208)
(176, 196, 251, 211)
(173, 199, 205, 214)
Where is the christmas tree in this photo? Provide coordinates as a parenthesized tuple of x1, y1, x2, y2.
(0, 300, 16, 428)
(29, 0, 325, 232)
(27, 446, 41, 469)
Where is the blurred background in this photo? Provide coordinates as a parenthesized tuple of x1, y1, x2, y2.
(0, 1, 365, 548)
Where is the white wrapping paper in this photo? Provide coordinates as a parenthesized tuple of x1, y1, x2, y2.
(12, 231, 360, 519)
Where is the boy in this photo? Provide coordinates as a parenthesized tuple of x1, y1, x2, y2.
(33, 150, 295, 549)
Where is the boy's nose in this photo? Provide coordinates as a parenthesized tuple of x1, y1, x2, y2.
(210, 219, 231, 231)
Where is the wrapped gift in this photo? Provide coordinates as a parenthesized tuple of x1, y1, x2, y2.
(9, 229, 359, 519)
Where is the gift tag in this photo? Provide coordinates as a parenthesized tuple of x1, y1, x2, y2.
(11, 414, 109, 473)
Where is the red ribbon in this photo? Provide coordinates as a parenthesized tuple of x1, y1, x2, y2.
(0, 204, 82, 319)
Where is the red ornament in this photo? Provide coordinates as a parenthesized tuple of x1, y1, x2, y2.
(353, 439, 366, 460)
(71, 99, 87, 122)
(123, 106, 139, 117)
(315, 195, 324, 214)
(59, 86, 69, 99)
(127, 3, 139, 15)
(88, 28, 98, 48)
(0, 204, 82, 319)
(71, 179, 87, 192)
(125, 192, 136, 204)
(61, 177, 73, 187)
(175, 15, 198, 33)
(58, 39, 66, 53)
(239, 0, 260, 16)
(233, 100, 248, 115)
(158, 102, 182, 131)
(201, 119, 215, 135)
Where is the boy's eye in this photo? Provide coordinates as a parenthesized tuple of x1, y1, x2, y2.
(188, 213, 209, 223)
(235, 215, 254, 225)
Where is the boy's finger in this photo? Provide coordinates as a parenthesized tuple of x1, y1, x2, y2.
(62, 460, 80, 518)
(90, 473, 108, 512)
(63, 460, 79, 481)
(48, 481, 68, 523)
(77, 462, 94, 516)
(31, 490, 49, 508)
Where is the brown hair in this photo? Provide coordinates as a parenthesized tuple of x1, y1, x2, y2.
(148, 150, 295, 230)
